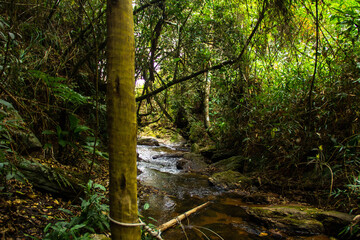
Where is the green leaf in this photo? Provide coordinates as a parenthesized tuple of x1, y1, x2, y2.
(74, 125, 90, 134)
(58, 208, 73, 215)
(8, 32, 15, 40)
(42, 130, 55, 135)
(69, 114, 79, 130)
(143, 203, 150, 210)
(43, 143, 52, 149)
(0, 99, 14, 109)
(44, 223, 52, 233)
(70, 223, 86, 231)
(58, 139, 69, 147)
(93, 183, 106, 191)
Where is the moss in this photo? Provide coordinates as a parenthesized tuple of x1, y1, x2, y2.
(191, 143, 200, 153)
(211, 155, 247, 172)
(90, 234, 111, 240)
(209, 170, 252, 189)
(246, 205, 353, 236)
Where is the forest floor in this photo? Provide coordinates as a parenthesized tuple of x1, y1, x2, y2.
(0, 152, 161, 240)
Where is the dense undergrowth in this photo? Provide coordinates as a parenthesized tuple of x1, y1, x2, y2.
(0, 0, 359, 239)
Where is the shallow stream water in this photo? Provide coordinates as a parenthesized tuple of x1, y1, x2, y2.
(137, 144, 332, 240)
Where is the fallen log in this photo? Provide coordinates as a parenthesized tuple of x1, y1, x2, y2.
(158, 201, 211, 232)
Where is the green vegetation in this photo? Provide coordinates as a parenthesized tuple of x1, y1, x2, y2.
(0, 0, 359, 239)
(39, 180, 109, 240)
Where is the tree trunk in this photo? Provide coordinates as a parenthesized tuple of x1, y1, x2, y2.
(204, 69, 211, 130)
(106, 0, 140, 239)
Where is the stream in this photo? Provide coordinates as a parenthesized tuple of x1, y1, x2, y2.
(137, 143, 333, 240)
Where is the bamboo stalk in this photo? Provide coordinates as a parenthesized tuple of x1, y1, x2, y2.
(158, 201, 211, 232)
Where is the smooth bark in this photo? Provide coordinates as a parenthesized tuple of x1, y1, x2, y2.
(107, 0, 140, 239)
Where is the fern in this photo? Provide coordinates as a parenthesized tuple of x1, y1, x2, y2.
(30, 160, 75, 191)
(30, 70, 89, 106)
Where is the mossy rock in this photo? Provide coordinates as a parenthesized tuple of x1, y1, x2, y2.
(90, 234, 110, 240)
(211, 155, 247, 172)
(210, 149, 238, 163)
(191, 143, 200, 153)
(181, 152, 209, 172)
(209, 170, 252, 190)
(137, 137, 160, 146)
(183, 152, 206, 162)
(245, 205, 353, 236)
(199, 146, 217, 159)
(15, 158, 83, 198)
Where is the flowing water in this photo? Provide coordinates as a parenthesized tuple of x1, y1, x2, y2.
(137, 143, 332, 240)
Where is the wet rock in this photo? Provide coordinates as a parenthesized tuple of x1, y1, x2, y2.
(209, 170, 253, 190)
(199, 146, 217, 159)
(137, 153, 144, 161)
(200, 147, 237, 162)
(152, 153, 184, 159)
(245, 205, 353, 237)
(182, 152, 209, 172)
(176, 158, 190, 170)
(242, 192, 284, 205)
(137, 137, 160, 146)
(183, 152, 208, 162)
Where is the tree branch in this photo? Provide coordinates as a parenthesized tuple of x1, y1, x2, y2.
(133, 0, 164, 15)
(307, 0, 319, 128)
(136, 0, 267, 102)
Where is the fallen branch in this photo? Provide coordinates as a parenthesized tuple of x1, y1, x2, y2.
(158, 201, 211, 232)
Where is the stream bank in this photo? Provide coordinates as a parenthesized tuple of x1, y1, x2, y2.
(137, 137, 355, 239)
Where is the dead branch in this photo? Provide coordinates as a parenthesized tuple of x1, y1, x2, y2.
(158, 201, 211, 232)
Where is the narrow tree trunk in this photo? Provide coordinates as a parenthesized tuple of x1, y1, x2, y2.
(204, 69, 211, 130)
(107, 0, 140, 239)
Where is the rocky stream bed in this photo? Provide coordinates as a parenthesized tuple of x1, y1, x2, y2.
(136, 137, 356, 240)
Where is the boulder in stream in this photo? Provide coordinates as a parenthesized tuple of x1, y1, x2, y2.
(176, 158, 189, 170)
(181, 152, 209, 172)
(245, 205, 353, 237)
(137, 137, 160, 146)
(200, 147, 238, 163)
